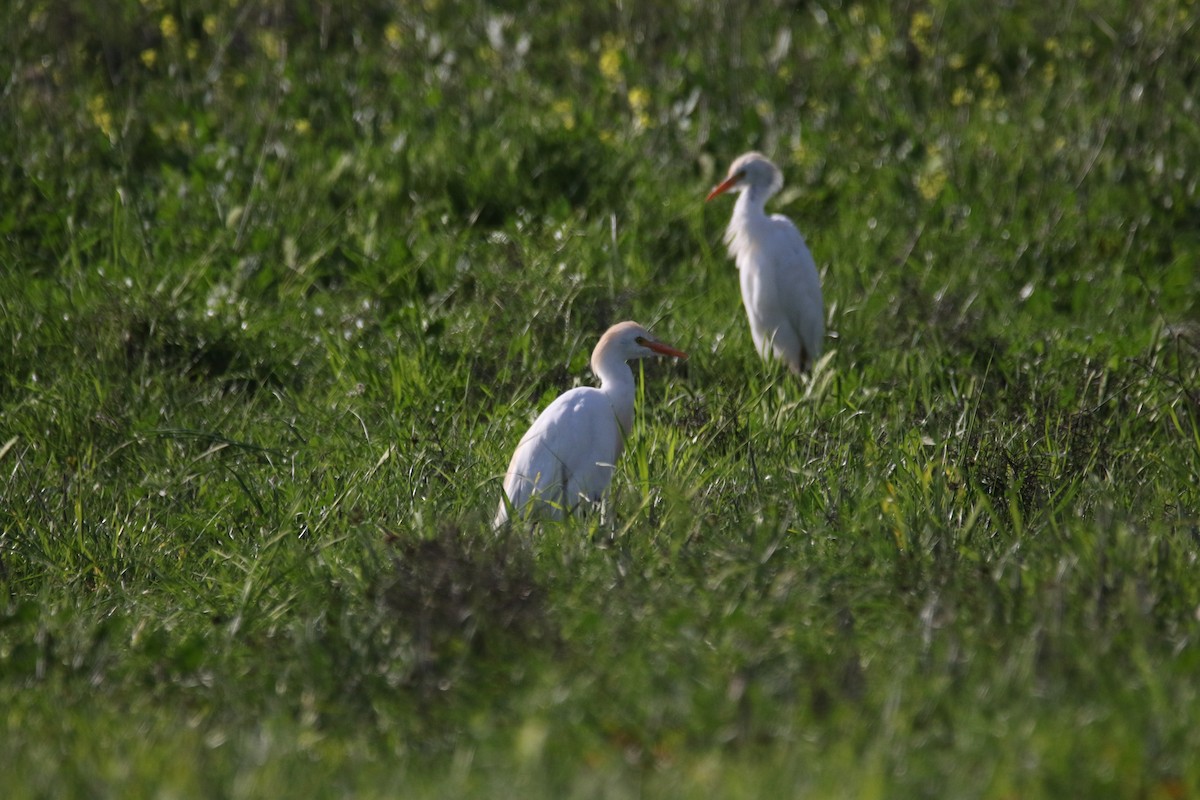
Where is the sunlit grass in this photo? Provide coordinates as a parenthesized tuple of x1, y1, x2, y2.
(2, 0, 1198, 796)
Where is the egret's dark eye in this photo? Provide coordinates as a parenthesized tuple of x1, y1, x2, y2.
(635, 336, 647, 345)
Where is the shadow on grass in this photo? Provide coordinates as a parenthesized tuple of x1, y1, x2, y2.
(374, 524, 557, 697)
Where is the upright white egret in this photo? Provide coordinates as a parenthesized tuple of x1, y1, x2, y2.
(707, 151, 825, 374)
(494, 321, 687, 526)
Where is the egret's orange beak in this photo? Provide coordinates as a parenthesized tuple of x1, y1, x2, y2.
(705, 172, 743, 202)
(647, 340, 688, 360)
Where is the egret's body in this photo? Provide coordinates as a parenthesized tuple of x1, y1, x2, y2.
(707, 152, 824, 374)
(494, 321, 686, 526)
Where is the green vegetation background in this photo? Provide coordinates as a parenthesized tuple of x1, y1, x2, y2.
(2, 0, 1198, 796)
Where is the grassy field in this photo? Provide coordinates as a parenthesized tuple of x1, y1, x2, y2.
(3, 0, 1199, 796)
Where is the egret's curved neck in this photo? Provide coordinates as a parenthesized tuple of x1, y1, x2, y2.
(594, 358, 637, 436)
(734, 184, 772, 220)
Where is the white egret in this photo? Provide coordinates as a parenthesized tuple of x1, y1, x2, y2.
(707, 151, 825, 374)
(494, 321, 687, 526)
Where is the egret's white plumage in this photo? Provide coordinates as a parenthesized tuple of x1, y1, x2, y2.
(494, 321, 687, 526)
(707, 151, 824, 374)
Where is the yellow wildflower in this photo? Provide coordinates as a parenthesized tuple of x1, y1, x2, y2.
(951, 86, 972, 107)
(909, 11, 934, 58)
(87, 94, 115, 139)
(384, 22, 402, 47)
(203, 15, 218, 36)
(627, 86, 649, 114)
(160, 14, 178, 39)
(849, 4, 865, 24)
(630, 87, 652, 129)
(599, 49, 621, 82)
(975, 65, 1004, 112)
(551, 99, 575, 131)
(599, 35, 623, 82)
(916, 145, 947, 201)
(917, 169, 946, 202)
(293, 118, 311, 135)
(258, 30, 282, 60)
(974, 65, 1000, 93)
(867, 30, 886, 64)
(140, 48, 158, 68)
(948, 53, 965, 70)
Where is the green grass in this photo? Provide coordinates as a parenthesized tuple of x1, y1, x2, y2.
(2, 0, 1199, 796)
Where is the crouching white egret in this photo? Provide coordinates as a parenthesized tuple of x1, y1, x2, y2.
(494, 321, 687, 526)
